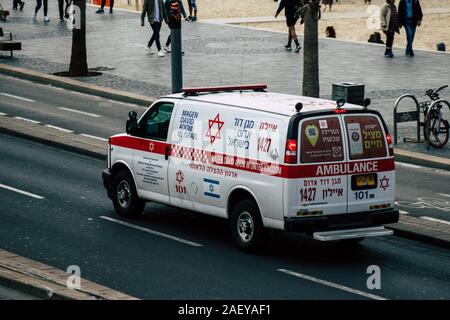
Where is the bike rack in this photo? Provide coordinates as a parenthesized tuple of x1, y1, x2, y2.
(425, 99, 450, 150)
(393, 94, 421, 144)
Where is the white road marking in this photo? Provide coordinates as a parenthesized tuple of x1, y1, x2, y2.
(58, 107, 101, 118)
(399, 210, 409, 215)
(79, 134, 108, 141)
(0, 112, 7, 116)
(438, 193, 450, 198)
(13, 117, 40, 124)
(420, 216, 450, 225)
(0, 183, 45, 199)
(44, 125, 73, 133)
(99, 216, 203, 247)
(0, 93, 35, 103)
(278, 269, 387, 300)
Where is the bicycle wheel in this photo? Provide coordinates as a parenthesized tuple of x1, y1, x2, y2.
(424, 115, 449, 148)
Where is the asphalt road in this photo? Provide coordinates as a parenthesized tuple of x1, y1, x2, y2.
(0, 134, 449, 299)
(1, 74, 449, 224)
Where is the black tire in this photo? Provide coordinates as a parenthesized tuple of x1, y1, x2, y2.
(424, 116, 449, 149)
(230, 199, 268, 253)
(111, 170, 145, 218)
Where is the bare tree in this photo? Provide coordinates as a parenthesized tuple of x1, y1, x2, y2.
(69, 0, 88, 76)
(298, 0, 321, 98)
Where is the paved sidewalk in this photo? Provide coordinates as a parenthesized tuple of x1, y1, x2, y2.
(202, 7, 450, 24)
(0, 0, 449, 158)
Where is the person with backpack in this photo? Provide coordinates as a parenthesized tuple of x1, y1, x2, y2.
(163, 0, 189, 53)
(398, 0, 423, 57)
(380, 0, 400, 58)
(275, 0, 302, 53)
(141, 0, 167, 57)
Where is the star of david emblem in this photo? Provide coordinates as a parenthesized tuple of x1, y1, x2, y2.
(205, 113, 224, 144)
(176, 170, 184, 184)
(149, 142, 155, 152)
(380, 176, 390, 191)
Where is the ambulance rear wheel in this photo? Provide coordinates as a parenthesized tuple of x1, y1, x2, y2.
(230, 199, 268, 253)
(112, 170, 145, 218)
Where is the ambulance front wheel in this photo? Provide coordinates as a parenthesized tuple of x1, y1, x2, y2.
(230, 199, 268, 253)
(112, 170, 145, 218)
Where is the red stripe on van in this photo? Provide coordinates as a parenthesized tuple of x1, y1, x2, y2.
(110, 136, 394, 178)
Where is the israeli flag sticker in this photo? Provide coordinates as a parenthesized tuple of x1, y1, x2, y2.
(203, 178, 220, 199)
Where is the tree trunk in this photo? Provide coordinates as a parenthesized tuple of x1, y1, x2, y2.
(69, 0, 88, 76)
(301, 0, 320, 98)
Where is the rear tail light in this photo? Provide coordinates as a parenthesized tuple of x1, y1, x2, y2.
(284, 139, 298, 163)
(386, 132, 394, 156)
(335, 108, 347, 114)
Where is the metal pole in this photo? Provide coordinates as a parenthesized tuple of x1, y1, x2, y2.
(171, 28, 183, 93)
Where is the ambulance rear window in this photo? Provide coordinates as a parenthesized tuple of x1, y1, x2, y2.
(344, 115, 387, 160)
(300, 117, 344, 163)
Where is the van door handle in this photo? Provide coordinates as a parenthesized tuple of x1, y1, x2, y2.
(165, 145, 170, 160)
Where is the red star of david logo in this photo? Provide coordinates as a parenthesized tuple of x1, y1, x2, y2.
(176, 170, 184, 184)
(205, 113, 224, 144)
(380, 176, 390, 191)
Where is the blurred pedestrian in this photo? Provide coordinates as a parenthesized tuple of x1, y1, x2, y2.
(275, 0, 302, 53)
(163, 0, 189, 53)
(12, 0, 25, 11)
(322, 0, 333, 12)
(96, 0, 114, 14)
(187, 0, 197, 21)
(380, 0, 400, 58)
(398, 0, 422, 57)
(364, 0, 372, 4)
(34, 0, 49, 22)
(141, 0, 167, 57)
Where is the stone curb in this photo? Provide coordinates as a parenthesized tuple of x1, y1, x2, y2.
(0, 115, 449, 250)
(0, 64, 155, 107)
(0, 250, 139, 300)
(394, 148, 450, 171)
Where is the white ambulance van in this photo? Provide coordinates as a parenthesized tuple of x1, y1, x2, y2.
(102, 85, 399, 251)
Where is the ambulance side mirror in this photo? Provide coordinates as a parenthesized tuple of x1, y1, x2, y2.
(126, 111, 138, 135)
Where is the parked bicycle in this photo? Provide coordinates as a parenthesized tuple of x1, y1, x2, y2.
(418, 85, 449, 149)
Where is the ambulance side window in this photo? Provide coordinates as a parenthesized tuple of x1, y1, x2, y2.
(138, 102, 174, 141)
(344, 115, 387, 160)
(300, 117, 344, 163)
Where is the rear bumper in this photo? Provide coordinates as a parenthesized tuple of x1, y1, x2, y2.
(102, 168, 112, 199)
(284, 208, 399, 233)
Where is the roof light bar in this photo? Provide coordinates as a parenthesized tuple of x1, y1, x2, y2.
(182, 84, 267, 95)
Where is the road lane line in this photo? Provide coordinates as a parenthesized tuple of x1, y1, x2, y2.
(58, 107, 101, 118)
(0, 183, 45, 200)
(277, 269, 387, 300)
(99, 216, 203, 247)
(420, 216, 450, 225)
(79, 134, 108, 141)
(44, 125, 73, 133)
(13, 117, 40, 124)
(438, 193, 450, 198)
(0, 93, 35, 103)
(399, 210, 409, 215)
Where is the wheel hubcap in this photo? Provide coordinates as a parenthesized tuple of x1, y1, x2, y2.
(237, 211, 254, 243)
(117, 181, 131, 208)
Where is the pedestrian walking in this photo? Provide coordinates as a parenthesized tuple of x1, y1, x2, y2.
(275, 0, 302, 53)
(398, 0, 422, 57)
(380, 0, 400, 58)
(34, 0, 49, 22)
(12, 0, 25, 11)
(163, 0, 189, 53)
(96, 0, 114, 14)
(58, 0, 69, 21)
(141, 0, 167, 57)
(322, 0, 333, 12)
(187, 0, 197, 21)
